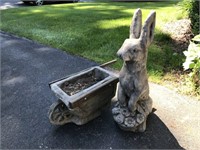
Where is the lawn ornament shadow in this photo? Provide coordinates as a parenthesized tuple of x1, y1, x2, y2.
(52, 106, 183, 149)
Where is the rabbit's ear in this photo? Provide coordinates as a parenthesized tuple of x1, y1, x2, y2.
(140, 11, 156, 47)
(129, 8, 142, 39)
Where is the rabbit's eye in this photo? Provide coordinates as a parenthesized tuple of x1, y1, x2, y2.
(133, 49, 137, 53)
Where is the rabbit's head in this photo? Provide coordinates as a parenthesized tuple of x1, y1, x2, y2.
(117, 9, 156, 62)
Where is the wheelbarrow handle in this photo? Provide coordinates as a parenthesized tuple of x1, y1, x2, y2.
(100, 59, 117, 68)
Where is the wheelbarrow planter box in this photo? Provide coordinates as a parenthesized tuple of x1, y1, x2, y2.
(48, 66, 118, 125)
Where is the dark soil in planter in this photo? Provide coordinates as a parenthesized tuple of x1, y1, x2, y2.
(61, 72, 103, 96)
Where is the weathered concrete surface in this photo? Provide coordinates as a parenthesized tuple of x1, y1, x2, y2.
(113, 8, 156, 132)
(49, 66, 118, 125)
(150, 83, 200, 150)
(1, 31, 199, 149)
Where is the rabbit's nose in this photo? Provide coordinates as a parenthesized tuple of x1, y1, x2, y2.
(117, 52, 122, 59)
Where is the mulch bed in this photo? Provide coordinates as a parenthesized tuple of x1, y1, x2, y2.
(161, 19, 194, 53)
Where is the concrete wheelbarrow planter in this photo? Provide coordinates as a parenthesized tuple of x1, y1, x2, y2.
(48, 65, 118, 125)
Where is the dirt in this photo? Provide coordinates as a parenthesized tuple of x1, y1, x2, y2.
(161, 19, 194, 53)
(61, 73, 102, 96)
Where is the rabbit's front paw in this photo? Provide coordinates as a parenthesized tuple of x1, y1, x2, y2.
(128, 100, 137, 112)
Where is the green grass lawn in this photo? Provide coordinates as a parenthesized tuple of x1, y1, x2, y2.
(1, 1, 192, 94)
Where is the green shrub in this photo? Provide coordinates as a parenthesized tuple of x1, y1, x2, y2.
(179, 0, 199, 34)
(183, 34, 200, 93)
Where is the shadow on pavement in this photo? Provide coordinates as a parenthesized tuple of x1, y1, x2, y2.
(51, 107, 183, 149)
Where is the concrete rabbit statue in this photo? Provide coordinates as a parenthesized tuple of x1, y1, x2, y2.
(112, 8, 156, 132)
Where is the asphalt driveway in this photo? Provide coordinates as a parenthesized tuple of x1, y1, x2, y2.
(0, 0, 24, 10)
(0, 0, 82, 10)
(0, 31, 184, 149)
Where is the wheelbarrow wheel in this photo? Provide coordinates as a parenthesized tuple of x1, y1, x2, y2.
(48, 100, 73, 125)
(34, 0, 44, 6)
